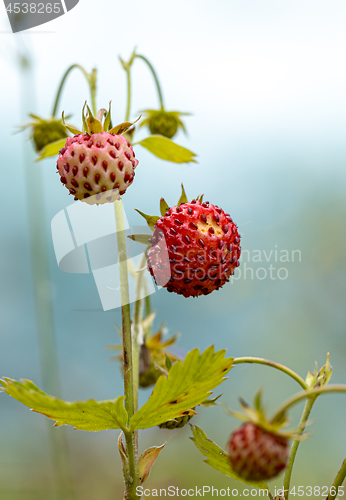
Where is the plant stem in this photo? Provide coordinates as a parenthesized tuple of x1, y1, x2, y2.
(125, 64, 132, 122)
(51, 64, 97, 117)
(271, 385, 346, 423)
(132, 252, 148, 413)
(283, 396, 316, 500)
(233, 357, 308, 390)
(326, 458, 346, 500)
(114, 199, 139, 500)
(269, 384, 346, 500)
(135, 54, 165, 110)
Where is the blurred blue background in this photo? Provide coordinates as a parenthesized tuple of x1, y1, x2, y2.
(0, 0, 346, 498)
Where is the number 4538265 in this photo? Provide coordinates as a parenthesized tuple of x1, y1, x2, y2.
(289, 485, 344, 496)
(6, 3, 61, 14)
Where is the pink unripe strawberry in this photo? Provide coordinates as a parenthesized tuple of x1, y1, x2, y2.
(227, 422, 289, 481)
(57, 133, 138, 204)
(56, 103, 139, 204)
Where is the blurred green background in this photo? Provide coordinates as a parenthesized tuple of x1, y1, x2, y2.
(1, 0, 346, 498)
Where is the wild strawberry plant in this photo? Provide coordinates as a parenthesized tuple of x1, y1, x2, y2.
(2, 49, 346, 500)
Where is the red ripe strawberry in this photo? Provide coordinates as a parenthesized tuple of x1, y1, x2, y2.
(227, 422, 289, 481)
(57, 133, 138, 204)
(146, 200, 241, 297)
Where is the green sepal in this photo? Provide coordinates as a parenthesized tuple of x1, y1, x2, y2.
(190, 425, 269, 490)
(82, 102, 88, 134)
(129, 346, 233, 430)
(306, 353, 332, 389)
(165, 355, 173, 371)
(108, 116, 141, 135)
(62, 111, 82, 136)
(0, 378, 129, 432)
(134, 135, 197, 163)
(134, 209, 160, 231)
(196, 194, 204, 203)
(178, 183, 188, 205)
(86, 105, 103, 134)
(127, 234, 152, 245)
(103, 102, 112, 132)
(199, 394, 222, 407)
(36, 137, 68, 161)
(159, 198, 170, 216)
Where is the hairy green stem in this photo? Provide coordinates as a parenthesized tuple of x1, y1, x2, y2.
(135, 54, 165, 109)
(132, 252, 148, 412)
(125, 65, 132, 122)
(232, 357, 308, 390)
(271, 385, 346, 422)
(270, 384, 346, 500)
(52, 64, 97, 117)
(326, 458, 346, 500)
(283, 397, 315, 500)
(114, 199, 139, 500)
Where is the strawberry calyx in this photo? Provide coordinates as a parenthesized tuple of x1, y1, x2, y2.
(62, 101, 141, 139)
(226, 390, 307, 441)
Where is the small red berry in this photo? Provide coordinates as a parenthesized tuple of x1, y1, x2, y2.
(146, 201, 241, 297)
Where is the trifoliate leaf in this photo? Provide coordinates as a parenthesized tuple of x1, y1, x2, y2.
(0, 378, 128, 432)
(190, 425, 269, 490)
(134, 209, 160, 231)
(160, 198, 170, 217)
(129, 346, 233, 430)
(138, 444, 166, 484)
(127, 234, 152, 245)
(36, 137, 68, 161)
(135, 135, 196, 163)
(178, 183, 188, 205)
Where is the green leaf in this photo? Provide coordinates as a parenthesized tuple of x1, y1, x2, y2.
(190, 425, 269, 491)
(129, 346, 233, 430)
(138, 444, 166, 484)
(62, 111, 82, 136)
(178, 183, 188, 205)
(135, 135, 197, 163)
(134, 209, 159, 231)
(160, 198, 170, 217)
(127, 234, 152, 245)
(0, 378, 128, 432)
(36, 138, 68, 161)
